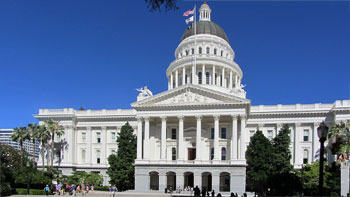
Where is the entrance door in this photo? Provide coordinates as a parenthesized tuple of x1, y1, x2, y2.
(188, 148, 196, 160)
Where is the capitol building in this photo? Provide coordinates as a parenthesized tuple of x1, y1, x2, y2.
(34, 2, 350, 194)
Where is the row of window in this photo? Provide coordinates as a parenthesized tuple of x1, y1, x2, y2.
(81, 132, 117, 143)
(170, 128, 228, 140)
(170, 147, 227, 161)
(172, 72, 233, 88)
(81, 149, 116, 164)
(249, 129, 311, 142)
(178, 47, 231, 60)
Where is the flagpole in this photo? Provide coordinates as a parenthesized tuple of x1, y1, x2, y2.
(194, 4, 196, 85)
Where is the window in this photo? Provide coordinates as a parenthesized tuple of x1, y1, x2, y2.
(221, 147, 226, 160)
(206, 47, 210, 54)
(171, 129, 176, 140)
(172, 147, 176, 160)
(211, 128, 214, 139)
(199, 47, 202, 54)
(220, 75, 223, 86)
(211, 148, 214, 160)
(82, 132, 86, 143)
(111, 149, 116, 154)
(206, 72, 210, 84)
(96, 150, 101, 164)
(198, 72, 202, 84)
(303, 149, 308, 164)
(250, 130, 255, 141)
(55, 151, 60, 163)
(304, 129, 309, 141)
(111, 132, 116, 141)
(221, 128, 226, 139)
(185, 74, 188, 84)
(267, 130, 273, 140)
(97, 132, 101, 143)
(191, 48, 194, 55)
(81, 150, 86, 164)
(215, 73, 217, 85)
(214, 48, 217, 55)
(221, 50, 223, 56)
(185, 50, 189, 56)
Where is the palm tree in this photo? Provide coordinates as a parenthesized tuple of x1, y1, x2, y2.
(27, 123, 39, 167)
(44, 119, 64, 169)
(36, 124, 50, 171)
(11, 126, 30, 165)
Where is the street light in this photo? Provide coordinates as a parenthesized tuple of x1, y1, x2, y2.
(26, 161, 30, 195)
(317, 121, 328, 196)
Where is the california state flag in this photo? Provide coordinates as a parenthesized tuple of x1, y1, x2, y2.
(185, 16, 194, 24)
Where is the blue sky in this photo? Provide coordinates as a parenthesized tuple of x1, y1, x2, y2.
(0, 0, 349, 128)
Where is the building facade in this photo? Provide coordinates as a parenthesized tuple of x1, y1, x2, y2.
(34, 3, 350, 194)
(0, 129, 40, 158)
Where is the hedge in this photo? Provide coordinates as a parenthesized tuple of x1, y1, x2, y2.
(15, 188, 52, 195)
(94, 186, 110, 191)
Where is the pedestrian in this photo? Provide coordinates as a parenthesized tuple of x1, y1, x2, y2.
(44, 185, 50, 196)
(211, 190, 215, 197)
(217, 193, 222, 197)
(202, 188, 206, 197)
(91, 184, 94, 193)
(110, 185, 114, 197)
(194, 185, 200, 197)
(72, 184, 76, 196)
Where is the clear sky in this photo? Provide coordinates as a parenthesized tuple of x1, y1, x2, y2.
(0, 0, 349, 128)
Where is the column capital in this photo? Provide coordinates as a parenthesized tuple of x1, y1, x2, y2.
(276, 123, 283, 127)
(240, 115, 247, 120)
(195, 115, 202, 120)
(213, 115, 220, 121)
(86, 126, 92, 131)
(143, 116, 150, 121)
(101, 126, 107, 131)
(177, 115, 185, 121)
(231, 115, 238, 120)
(161, 116, 167, 121)
(295, 122, 302, 127)
(313, 122, 319, 127)
(136, 117, 143, 122)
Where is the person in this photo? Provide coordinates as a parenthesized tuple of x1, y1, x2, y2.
(194, 185, 200, 197)
(217, 193, 222, 197)
(91, 184, 94, 193)
(44, 185, 50, 196)
(211, 190, 215, 197)
(110, 186, 114, 197)
(112, 184, 117, 197)
(72, 184, 76, 196)
(202, 188, 206, 197)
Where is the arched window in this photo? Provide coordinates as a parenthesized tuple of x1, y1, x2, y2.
(206, 47, 210, 54)
(185, 50, 189, 56)
(211, 148, 214, 160)
(215, 73, 217, 85)
(220, 75, 223, 86)
(206, 72, 210, 84)
(221, 147, 226, 160)
(221, 128, 226, 139)
(172, 147, 176, 160)
(192, 48, 194, 55)
(185, 74, 188, 84)
(198, 72, 202, 84)
(199, 47, 202, 54)
(303, 149, 308, 164)
(214, 48, 217, 55)
(221, 50, 223, 56)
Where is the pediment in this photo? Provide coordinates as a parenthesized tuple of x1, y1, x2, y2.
(131, 85, 250, 108)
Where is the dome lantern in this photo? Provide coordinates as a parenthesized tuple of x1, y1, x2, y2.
(199, 2, 211, 21)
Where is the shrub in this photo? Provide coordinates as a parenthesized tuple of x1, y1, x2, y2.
(0, 182, 12, 196)
(15, 188, 27, 195)
(30, 189, 46, 195)
(94, 186, 110, 191)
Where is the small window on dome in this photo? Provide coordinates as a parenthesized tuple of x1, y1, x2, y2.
(206, 47, 210, 54)
(214, 48, 217, 55)
(206, 72, 210, 84)
(221, 50, 223, 56)
(192, 48, 194, 55)
(186, 50, 189, 56)
(198, 72, 202, 84)
(199, 47, 202, 54)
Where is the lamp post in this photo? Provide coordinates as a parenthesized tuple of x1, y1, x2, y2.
(317, 121, 329, 196)
(26, 161, 30, 195)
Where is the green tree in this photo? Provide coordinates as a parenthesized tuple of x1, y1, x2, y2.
(246, 130, 273, 194)
(107, 122, 136, 191)
(36, 125, 50, 171)
(44, 119, 64, 170)
(27, 123, 39, 167)
(11, 126, 30, 164)
(328, 122, 350, 155)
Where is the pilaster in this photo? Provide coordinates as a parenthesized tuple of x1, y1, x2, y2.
(213, 115, 220, 161)
(195, 115, 202, 162)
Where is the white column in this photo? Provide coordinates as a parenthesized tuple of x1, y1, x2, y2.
(182, 67, 186, 85)
(240, 116, 246, 159)
(137, 117, 143, 160)
(192, 64, 196, 84)
(295, 123, 301, 166)
(276, 123, 282, 137)
(178, 116, 185, 161)
(170, 73, 174, 89)
(159, 173, 167, 192)
(144, 117, 150, 160)
(202, 64, 205, 84)
(168, 76, 171, 90)
(229, 71, 233, 89)
(214, 115, 220, 161)
(175, 69, 178, 88)
(176, 173, 184, 190)
(222, 67, 226, 87)
(231, 115, 238, 160)
(161, 117, 167, 160)
(87, 127, 92, 164)
(212, 65, 216, 85)
(101, 126, 107, 164)
(235, 75, 238, 88)
(312, 122, 320, 162)
(212, 172, 220, 193)
(194, 171, 202, 189)
(196, 115, 202, 161)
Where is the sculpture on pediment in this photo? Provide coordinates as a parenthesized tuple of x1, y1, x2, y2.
(136, 86, 153, 101)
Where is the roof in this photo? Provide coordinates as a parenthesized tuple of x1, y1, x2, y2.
(181, 21, 229, 42)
